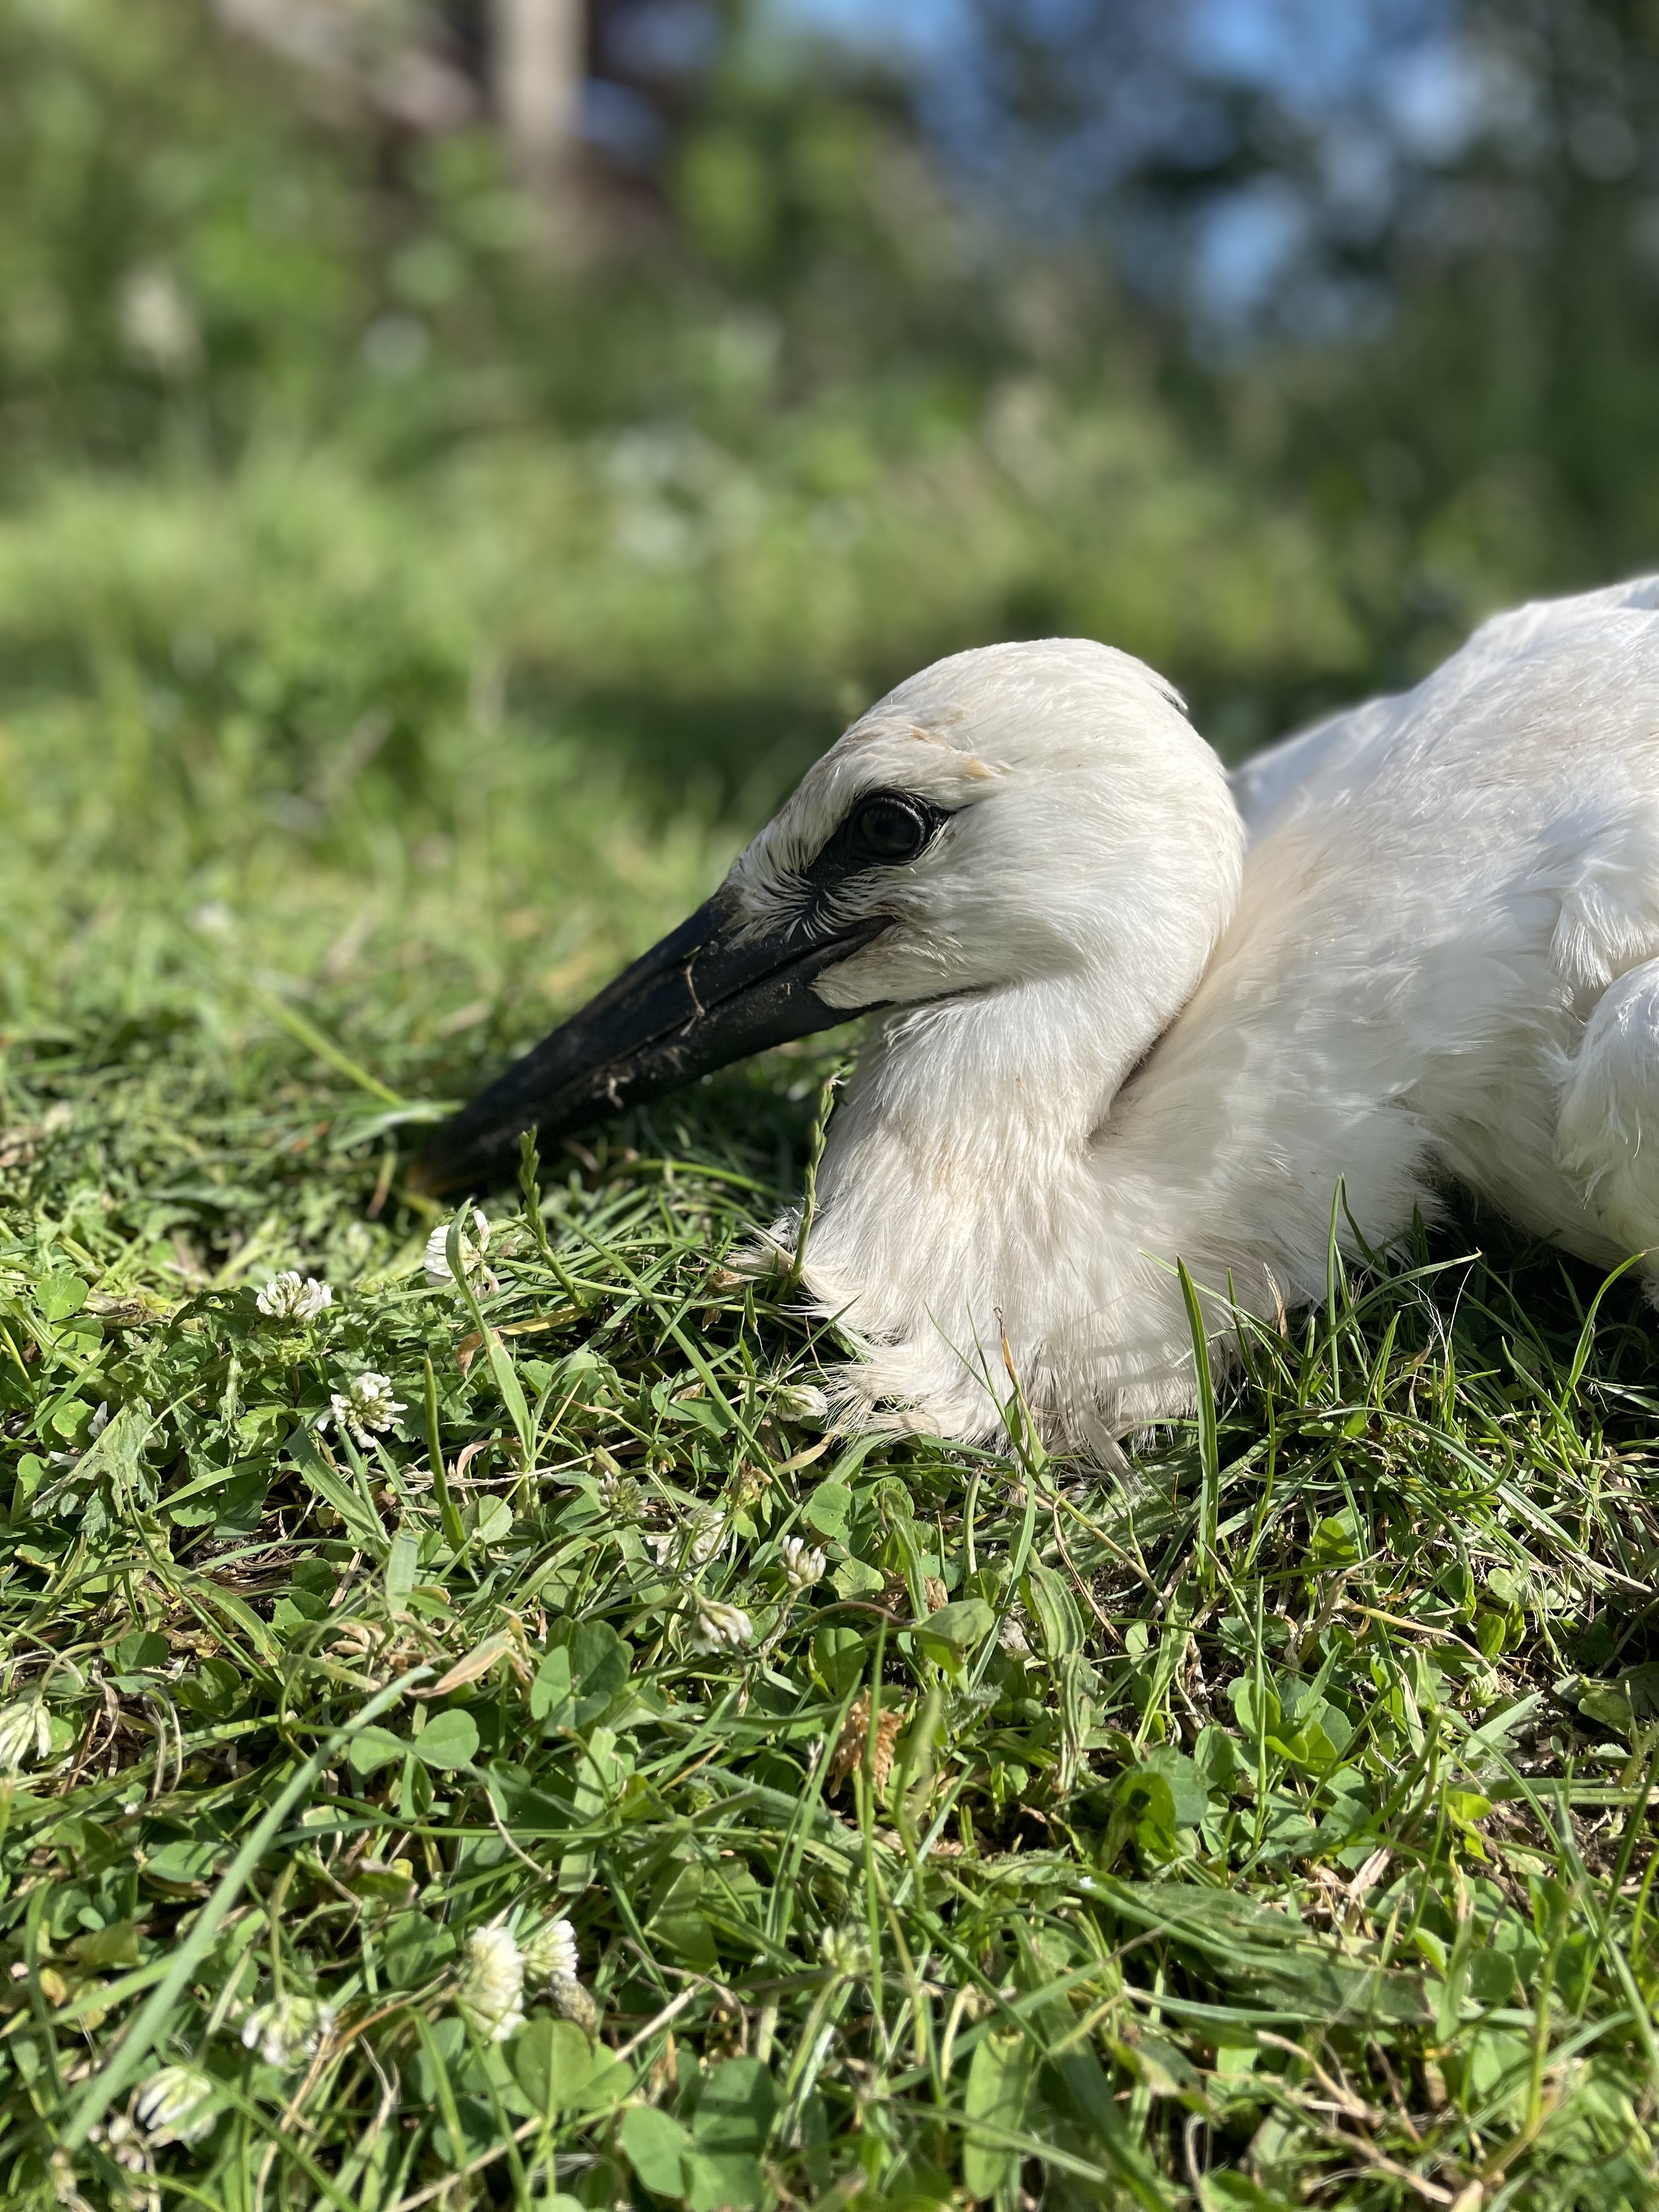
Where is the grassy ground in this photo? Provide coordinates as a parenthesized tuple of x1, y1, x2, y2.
(2, 459, 1657, 2211)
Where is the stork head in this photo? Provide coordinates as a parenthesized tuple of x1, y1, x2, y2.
(416, 639, 1243, 1192)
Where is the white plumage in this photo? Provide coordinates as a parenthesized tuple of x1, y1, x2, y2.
(723, 576, 1659, 1452)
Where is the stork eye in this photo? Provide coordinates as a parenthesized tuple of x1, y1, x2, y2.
(851, 794, 932, 863)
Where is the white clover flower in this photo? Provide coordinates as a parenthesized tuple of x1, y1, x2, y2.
(255, 1272, 332, 1323)
(781, 1536, 827, 1592)
(819, 1925, 870, 1978)
(86, 2113, 156, 2209)
(690, 1596, 752, 1655)
(134, 2063, 217, 2146)
(652, 1509, 725, 1574)
(238, 1994, 335, 2069)
(687, 1510, 726, 1568)
(454, 1925, 525, 2044)
(118, 264, 199, 375)
(596, 1469, 642, 1521)
(325, 1372, 405, 1446)
(774, 1383, 828, 1424)
(424, 1210, 490, 1286)
(521, 1915, 578, 1984)
(549, 1974, 600, 2032)
(0, 1698, 51, 1775)
(998, 1613, 1031, 1658)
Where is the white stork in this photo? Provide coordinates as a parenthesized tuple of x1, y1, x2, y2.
(422, 576, 1659, 1453)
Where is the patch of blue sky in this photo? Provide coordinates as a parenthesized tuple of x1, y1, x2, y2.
(757, 0, 968, 63)
(766, 0, 1468, 125)
(761, 0, 1484, 329)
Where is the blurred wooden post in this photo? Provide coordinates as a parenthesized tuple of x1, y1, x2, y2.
(491, 0, 585, 218)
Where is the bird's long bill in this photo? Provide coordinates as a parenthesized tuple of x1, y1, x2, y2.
(414, 889, 888, 1194)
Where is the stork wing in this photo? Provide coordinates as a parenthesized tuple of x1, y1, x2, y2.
(1228, 693, 1401, 843)
(1229, 572, 1659, 844)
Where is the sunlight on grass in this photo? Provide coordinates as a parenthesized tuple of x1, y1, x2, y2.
(0, 465, 1655, 2210)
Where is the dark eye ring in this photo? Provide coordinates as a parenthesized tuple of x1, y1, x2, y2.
(851, 794, 933, 863)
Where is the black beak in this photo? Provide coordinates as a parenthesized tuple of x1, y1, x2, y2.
(414, 889, 889, 1194)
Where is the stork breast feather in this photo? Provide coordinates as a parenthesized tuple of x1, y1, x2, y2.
(1547, 810, 1659, 994)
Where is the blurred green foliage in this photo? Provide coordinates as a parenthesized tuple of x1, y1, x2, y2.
(3, 0, 1658, 825)
(4, 14, 1659, 2207)
(0, 0, 1475, 816)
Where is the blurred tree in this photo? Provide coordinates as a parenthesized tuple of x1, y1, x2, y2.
(938, 0, 1659, 673)
(210, 0, 725, 240)
(490, 0, 584, 209)
(213, 0, 481, 128)
(7, 0, 1659, 769)
(1336, 0, 1659, 578)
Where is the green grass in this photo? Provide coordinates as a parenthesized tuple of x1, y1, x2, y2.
(2, 457, 1658, 2211)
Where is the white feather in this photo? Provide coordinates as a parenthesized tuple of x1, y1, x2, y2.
(720, 582, 1659, 1451)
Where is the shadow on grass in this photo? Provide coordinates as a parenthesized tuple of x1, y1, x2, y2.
(540, 682, 849, 827)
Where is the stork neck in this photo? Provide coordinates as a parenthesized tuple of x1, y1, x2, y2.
(796, 967, 1170, 1436)
(849, 968, 1153, 1162)
(805, 966, 1173, 1299)
(794, 940, 1238, 1442)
